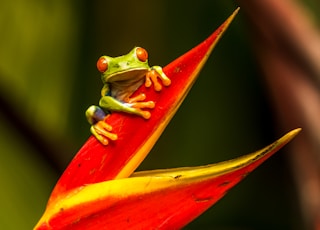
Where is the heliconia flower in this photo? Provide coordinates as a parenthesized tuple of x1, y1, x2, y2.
(34, 8, 300, 230)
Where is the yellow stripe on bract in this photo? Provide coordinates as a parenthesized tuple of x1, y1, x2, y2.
(35, 128, 300, 228)
(54, 128, 300, 214)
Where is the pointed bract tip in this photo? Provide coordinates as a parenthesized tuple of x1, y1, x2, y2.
(229, 7, 240, 21)
(283, 128, 302, 142)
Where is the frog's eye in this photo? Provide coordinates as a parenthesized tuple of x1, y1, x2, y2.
(136, 47, 148, 62)
(97, 56, 108, 73)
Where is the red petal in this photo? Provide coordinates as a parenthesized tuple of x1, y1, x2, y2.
(35, 129, 300, 230)
(49, 8, 239, 203)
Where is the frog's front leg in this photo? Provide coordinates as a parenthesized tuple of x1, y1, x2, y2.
(99, 94, 155, 119)
(145, 66, 171, 91)
(86, 105, 118, 145)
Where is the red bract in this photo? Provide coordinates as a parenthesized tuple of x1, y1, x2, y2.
(48, 8, 240, 201)
(35, 129, 300, 230)
(34, 8, 300, 230)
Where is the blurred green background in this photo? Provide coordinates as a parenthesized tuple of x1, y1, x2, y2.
(1, 1, 317, 229)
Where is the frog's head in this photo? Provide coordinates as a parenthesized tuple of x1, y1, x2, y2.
(97, 47, 150, 84)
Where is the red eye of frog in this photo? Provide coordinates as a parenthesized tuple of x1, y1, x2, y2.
(136, 47, 148, 62)
(97, 56, 108, 73)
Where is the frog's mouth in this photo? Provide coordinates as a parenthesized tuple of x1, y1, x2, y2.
(104, 68, 148, 84)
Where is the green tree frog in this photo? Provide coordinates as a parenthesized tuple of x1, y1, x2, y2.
(86, 47, 171, 145)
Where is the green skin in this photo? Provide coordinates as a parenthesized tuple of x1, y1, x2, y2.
(86, 47, 171, 145)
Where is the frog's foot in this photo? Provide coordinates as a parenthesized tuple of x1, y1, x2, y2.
(145, 66, 171, 91)
(125, 93, 155, 119)
(91, 119, 118, 145)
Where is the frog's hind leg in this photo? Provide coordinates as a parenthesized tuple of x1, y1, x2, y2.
(86, 105, 106, 125)
(85, 105, 118, 145)
(90, 119, 118, 145)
